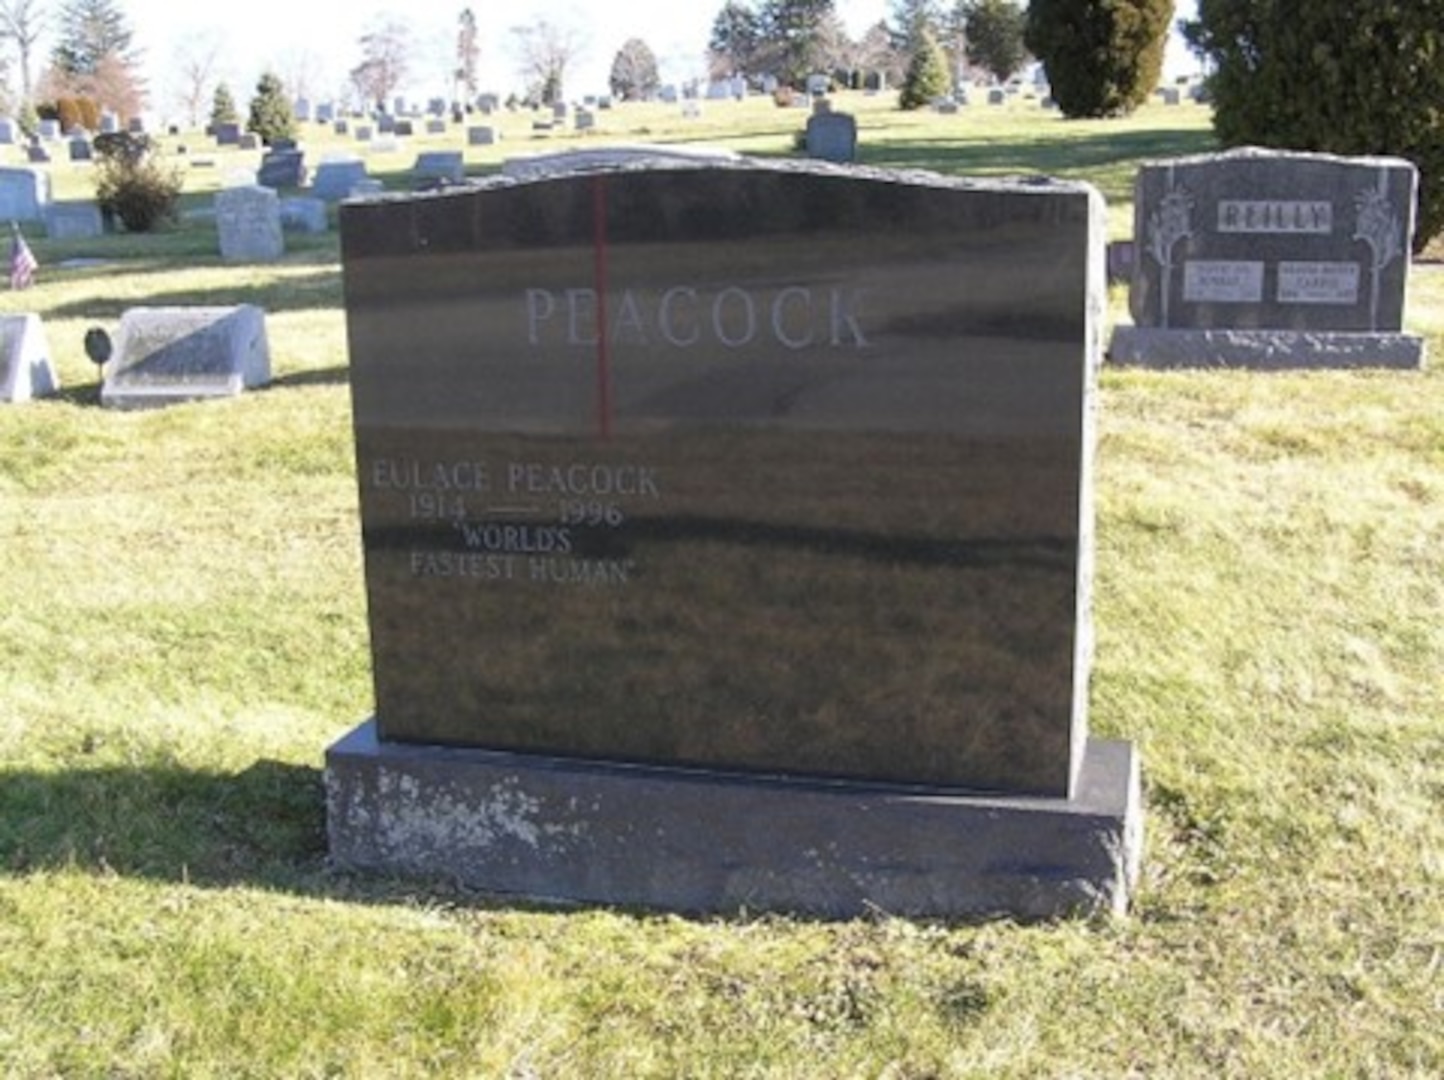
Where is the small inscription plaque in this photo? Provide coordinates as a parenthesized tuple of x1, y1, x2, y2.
(1277, 261, 1360, 305)
(1183, 260, 1263, 303)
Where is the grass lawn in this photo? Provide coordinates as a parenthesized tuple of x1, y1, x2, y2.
(0, 96, 1440, 1078)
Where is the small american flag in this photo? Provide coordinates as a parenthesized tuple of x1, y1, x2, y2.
(9, 225, 37, 290)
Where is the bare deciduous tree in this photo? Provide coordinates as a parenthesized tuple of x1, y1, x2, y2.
(0, 0, 47, 103)
(170, 28, 224, 130)
(511, 17, 584, 105)
(350, 16, 411, 111)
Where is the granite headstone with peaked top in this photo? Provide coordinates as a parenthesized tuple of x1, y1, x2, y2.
(326, 158, 1142, 920)
(1111, 148, 1425, 368)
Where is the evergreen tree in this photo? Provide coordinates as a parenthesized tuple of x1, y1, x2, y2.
(50, 0, 137, 76)
(897, 24, 950, 109)
(609, 38, 660, 101)
(1185, 0, 1444, 252)
(963, 0, 1028, 84)
(1024, 0, 1170, 118)
(709, 1, 763, 77)
(210, 82, 238, 128)
(247, 71, 294, 145)
(758, 0, 837, 87)
(45, 0, 143, 115)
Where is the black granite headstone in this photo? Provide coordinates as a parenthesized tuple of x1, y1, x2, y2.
(257, 149, 306, 189)
(340, 161, 1100, 799)
(330, 160, 1142, 918)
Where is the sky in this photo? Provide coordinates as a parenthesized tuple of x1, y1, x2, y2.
(39, 0, 1200, 123)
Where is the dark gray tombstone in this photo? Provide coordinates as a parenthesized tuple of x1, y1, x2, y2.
(44, 200, 104, 240)
(468, 126, 496, 146)
(238, 133, 260, 151)
(377, 114, 396, 134)
(279, 196, 328, 233)
(354, 124, 374, 142)
(25, 144, 50, 164)
(215, 185, 284, 262)
(0, 167, 50, 222)
(214, 122, 241, 146)
(67, 137, 93, 162)
(327, 159, 1141, 920)
(257, 149, 306, 189)
(805, 110, 857, 163)
(0, 314, 59, 403)
(413, 151, 464, 185)
(311, 159, 369, 201)
(100, 306, 271, 409)
(394, 119, 414, 137)
(1111, 148, 1425, 368)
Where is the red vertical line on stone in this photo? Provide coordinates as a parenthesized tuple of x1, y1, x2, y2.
(592, 174, 614, 440)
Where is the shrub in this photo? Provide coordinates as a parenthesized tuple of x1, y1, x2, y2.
(210, 83, 239, 130)
(247, 71, 295, 145)
(1024, 0, 1171, 118)
(898, 26, 951, 111)
(54, 96, 101, 132)
(1185, 0, 1444, 253)
(93, 134, 183, 233)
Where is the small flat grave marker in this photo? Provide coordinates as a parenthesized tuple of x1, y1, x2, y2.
(101, 306, 271, 410)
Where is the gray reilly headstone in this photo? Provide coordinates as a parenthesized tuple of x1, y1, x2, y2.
(1111, 147, 1425, 369)
(326, 159, 1141, 919)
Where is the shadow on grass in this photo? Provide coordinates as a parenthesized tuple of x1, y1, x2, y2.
(268, 365, 351, 389)
(861, 126, 1217, 184)
(0, 761, 330, 889)
(0, 760, 750, 919)
(44, 264, 344, 321)
(0, 759, 1036, 927)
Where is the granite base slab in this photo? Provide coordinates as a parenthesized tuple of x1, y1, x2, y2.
(325, 720, 1143, 920)
(1108, 327, 1425, 370)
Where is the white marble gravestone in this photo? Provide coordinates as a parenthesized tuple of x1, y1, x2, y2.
(216, 185, 284, 262)
(101, 306, 271, 409)
(0, 314, 58, 402)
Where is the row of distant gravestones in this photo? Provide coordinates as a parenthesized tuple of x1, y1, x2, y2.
(0, 145, 1426, 408)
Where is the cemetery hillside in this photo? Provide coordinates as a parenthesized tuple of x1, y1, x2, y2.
(0, 84, 1441, 1079)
